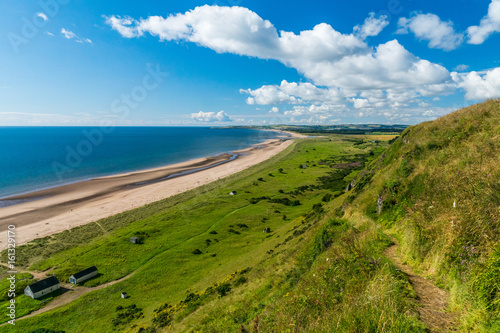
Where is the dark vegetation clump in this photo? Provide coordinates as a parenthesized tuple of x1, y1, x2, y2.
(216, 283, 231, 297)
(192, 249, 203, 255)
(269, 197, 301, 206)
(112, 304, 143, 327)
(228, 229, 241, 235)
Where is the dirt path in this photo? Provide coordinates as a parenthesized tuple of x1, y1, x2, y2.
(385, 243, 457, 332)
(0, 263, 48, 280)
(2, 270, 136, 325)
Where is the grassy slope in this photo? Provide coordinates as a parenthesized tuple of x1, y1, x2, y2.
(2, 135, 410, 332)
(3, 97, 497, 333)
(345, 99, 500, 331)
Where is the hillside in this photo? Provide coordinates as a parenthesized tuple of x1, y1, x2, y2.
(2, 100, 499, 333)
(345, 99, 500, 331)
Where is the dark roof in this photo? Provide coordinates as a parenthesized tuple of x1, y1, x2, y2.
(71, 266, 98, 279)
(28, 276, 59, 293)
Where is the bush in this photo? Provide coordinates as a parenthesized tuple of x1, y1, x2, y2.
(322, 193, 333, 202)
(192, 249, 203, 255)
(234, 276, 248, 286)
(216, 283, 231, 297)
(228, 229, 241, 235)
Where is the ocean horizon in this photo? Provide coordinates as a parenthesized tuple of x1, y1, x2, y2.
(0, 127, 281, 199)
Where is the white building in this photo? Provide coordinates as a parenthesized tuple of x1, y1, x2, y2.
(69, 266, 98, 284)
(24, 276, 60, 299)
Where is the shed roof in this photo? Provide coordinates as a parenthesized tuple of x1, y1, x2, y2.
(72, 266, 98, 279)
(27, 276, 59, 293)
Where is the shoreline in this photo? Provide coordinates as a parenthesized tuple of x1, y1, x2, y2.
(0, 128, 290, 202)
(0, 131, 305, 250)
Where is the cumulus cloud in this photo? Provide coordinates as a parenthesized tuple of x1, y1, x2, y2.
(353, 12, 389, 39)
(352, 98, 370, 109)
(467, 0, 500, 44)
(397, 13, 463, 51)
(107, 5, 498, 123)
(190, 110, 233, 122)
(453, 67, 500, 99)
(37, 12, 48, 22)
(105, 5, 451, 93)
(61, 28, 92, 44)
(241, 80, 343, 105)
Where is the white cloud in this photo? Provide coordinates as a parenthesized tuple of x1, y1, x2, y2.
(453, 67, 500, 99)
(37, 12, 48, 22)
(61, 28, 92, 44)
(46, 32, 54, 37)
(104, 16, 144, 38)
(353, 12, 389, 40)
(190, 110, 233, 122)
(269, 107, 280, 113)
(453, 64, 470, 72)
(61, 28, 77, 39)
(352, 98, 370, 109)
(241, 80, 343, 105)
(106, 6, 451, 93)
(467, 0, 500, 44)
(397, 13, 463, 51)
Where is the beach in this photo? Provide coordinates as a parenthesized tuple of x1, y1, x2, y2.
(0, 132, 303, 250)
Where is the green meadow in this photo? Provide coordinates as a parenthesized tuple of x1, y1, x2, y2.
(1, 135, 401, 332)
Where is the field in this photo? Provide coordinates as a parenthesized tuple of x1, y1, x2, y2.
(1, 134, 416, 332)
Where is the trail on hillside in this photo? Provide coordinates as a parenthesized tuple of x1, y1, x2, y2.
(385, 243, 457, 332)
(12, 270, 136, 324)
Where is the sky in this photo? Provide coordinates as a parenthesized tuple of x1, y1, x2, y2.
(1, 0, 499, 126)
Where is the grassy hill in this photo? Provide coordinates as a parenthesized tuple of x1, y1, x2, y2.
(2, 99, 499, 332)
(345, 99, 500, 331)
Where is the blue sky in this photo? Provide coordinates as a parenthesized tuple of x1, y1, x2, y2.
(1, 0, 499, 126)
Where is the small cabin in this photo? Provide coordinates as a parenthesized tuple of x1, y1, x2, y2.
(69, 266, 98, 284)
(130, 237, 139, 244)
(121, 292, 129, 299)
(263, 227, 271, 233)
(229, 191, 237, 196)
(24, 276, 60, 299)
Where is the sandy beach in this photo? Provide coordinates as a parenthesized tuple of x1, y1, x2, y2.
(0, 131, 304, 250)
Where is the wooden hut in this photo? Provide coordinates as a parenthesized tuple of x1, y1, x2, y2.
(24, 276, 60, 299)
(69, 266, 98, 284)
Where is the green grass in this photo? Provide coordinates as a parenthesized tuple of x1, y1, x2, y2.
(3, 135, 399, 332)
(345, 99, 500, 332)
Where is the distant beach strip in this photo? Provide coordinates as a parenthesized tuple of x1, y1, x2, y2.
(0, 130, 305, 250)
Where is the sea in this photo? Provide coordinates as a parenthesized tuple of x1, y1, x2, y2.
(0, 127, 281, 199)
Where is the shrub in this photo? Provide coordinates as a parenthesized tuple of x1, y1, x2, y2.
(216, 283, 231, 297)
(234, 276, 248, 286)
(192, 249, 203, 255)
(228, 229, 241, 235)
(322, 193, 333, 202)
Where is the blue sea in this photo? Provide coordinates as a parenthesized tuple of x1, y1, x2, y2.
(0, 127, 280, 199)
